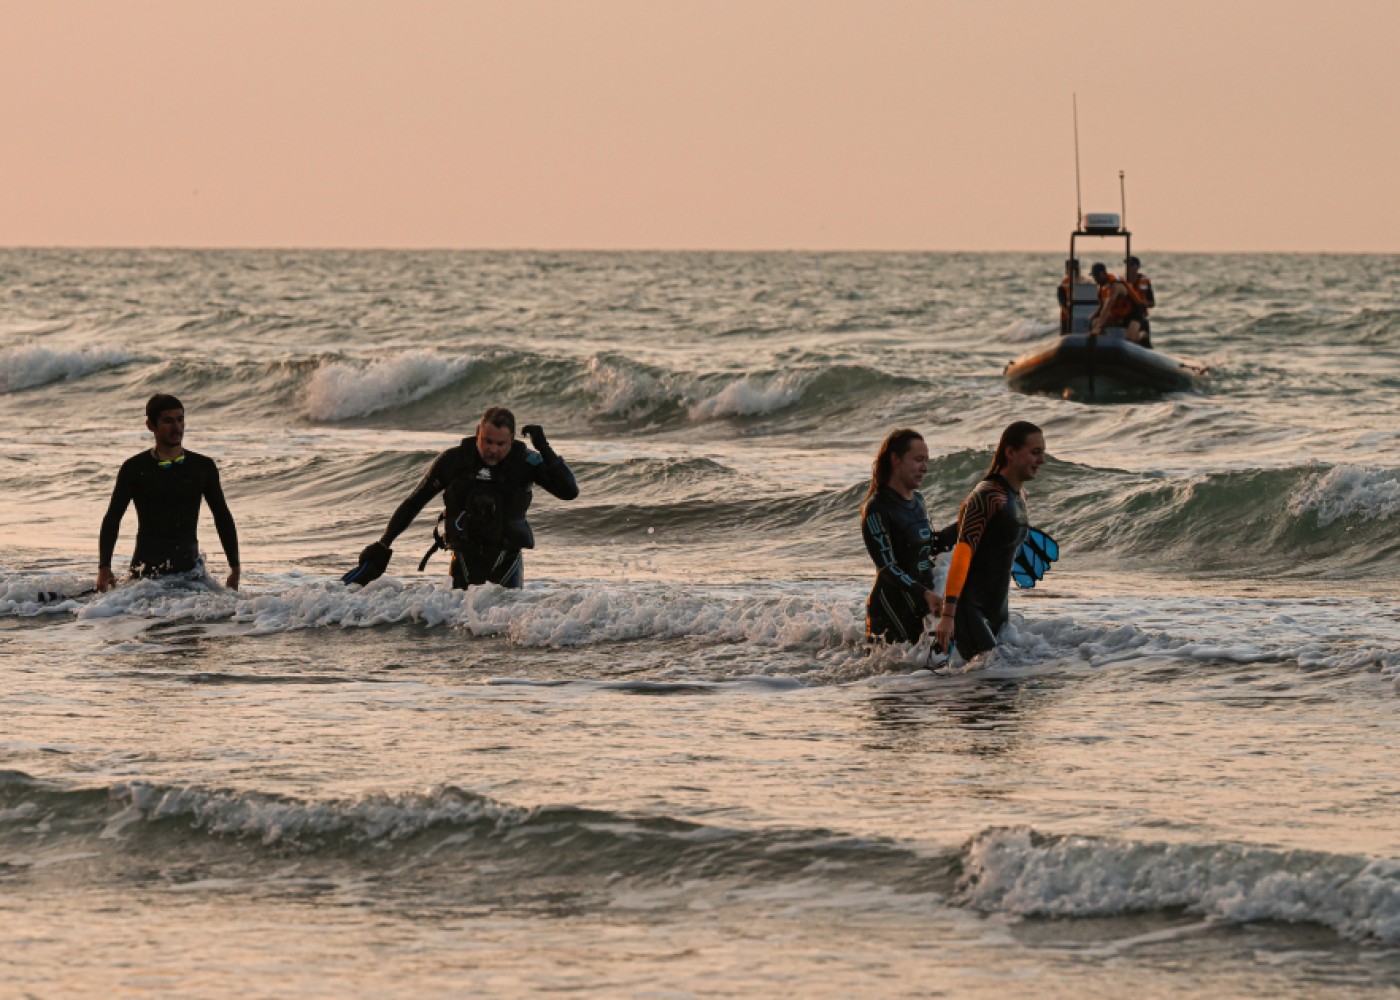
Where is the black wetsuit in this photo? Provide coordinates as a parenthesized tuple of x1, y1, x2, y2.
(861, 486, 955, 643)
(99, 450, 239, 577)
(950, 473, 1028, 660)
(381, 439, 578, 589)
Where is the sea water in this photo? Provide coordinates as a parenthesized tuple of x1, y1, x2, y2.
(1, 249, 1397, 997)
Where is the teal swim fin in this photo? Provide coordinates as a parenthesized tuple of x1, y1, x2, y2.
(1012, 528, 1058, 589)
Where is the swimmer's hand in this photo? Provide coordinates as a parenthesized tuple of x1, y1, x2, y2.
(933, 612, 954, 653)
(521, 425, 556, 459)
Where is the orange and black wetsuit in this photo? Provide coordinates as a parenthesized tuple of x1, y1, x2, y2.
(941, 473, 1028, 660)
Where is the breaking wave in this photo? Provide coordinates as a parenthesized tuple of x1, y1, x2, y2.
(0, 344, 136, 392)
(4, 773, 1396, 942)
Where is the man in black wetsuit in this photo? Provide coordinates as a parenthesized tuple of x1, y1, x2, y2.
(933, 421, 1045, 661)
(354, 406, 579, 589)
(860, 428, 955, 644)
(97, 393, 241, 592)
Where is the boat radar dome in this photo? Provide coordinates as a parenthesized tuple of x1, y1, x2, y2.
(1081, 213, 1122, 234)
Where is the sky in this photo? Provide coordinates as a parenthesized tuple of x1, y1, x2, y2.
(2, 0, 1397, 252)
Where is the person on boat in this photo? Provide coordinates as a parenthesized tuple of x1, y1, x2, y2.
(351, 406, 579, 589)
(97, 393, 241, 592)
(1125, 256, 1155, 348)
(1056, 258, 1082, 335)
(933, 421, 1045, 662)
(861, 429, 956, 645)
(1089, 262, 1145, 343)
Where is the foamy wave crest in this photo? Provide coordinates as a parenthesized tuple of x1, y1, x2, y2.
(0, 344, 135, 392)
(0, 569, 95, 616)
(305, 351, 471, 421)
(689, 374, 803, 420)
(997, 319, 1060, 343)
(70, 574, 235, 622)
(102, 782, 521, 847)
(960, 827, 1400, 942)
(1288, 465, 1400, 527)
(583, 356, 676, 418)
(235, 578, 864, 659)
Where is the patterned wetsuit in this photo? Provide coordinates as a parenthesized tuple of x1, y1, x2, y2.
(861, 486, 955, 643)
(944, 473, 1028, 660)
(380, 439, 578, 589)
(99, 449, 239, 577)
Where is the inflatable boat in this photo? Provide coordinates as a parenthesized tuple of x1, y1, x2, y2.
(1004, 329, 1206, 400)
(1004, 213, 1207, 401)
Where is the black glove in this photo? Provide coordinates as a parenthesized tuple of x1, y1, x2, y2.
(521, 424, 556, 459)
(342, 541, 393, 586)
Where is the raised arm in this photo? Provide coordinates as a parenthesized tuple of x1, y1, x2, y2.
(522, 425, 579, 500)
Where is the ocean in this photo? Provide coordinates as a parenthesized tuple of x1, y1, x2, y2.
(1, 249, 1397, 997)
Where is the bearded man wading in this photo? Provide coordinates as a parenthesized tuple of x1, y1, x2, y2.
(349, 406, 579, 589)
(934, 421, 1046, 661)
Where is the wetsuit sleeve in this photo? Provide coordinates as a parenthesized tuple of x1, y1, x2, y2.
(942, 487, 1006, 604)
(1144, 280, 1156, 308)
(862, 508, 928, 599)
(202, 461, 240, 568)
(98, 461, 136, 569)
(1056, 284, 1069, 309)
(527, 450, 579, 501)
(379, 451, 453, 546)
(932, 520, 958, 555)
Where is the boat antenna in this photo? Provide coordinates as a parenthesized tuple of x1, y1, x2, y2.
(1119, 170, 1128, 230)
(1073, 95, 1083, 228)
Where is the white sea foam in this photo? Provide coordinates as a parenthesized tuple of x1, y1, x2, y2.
(688, 375, 802, 420)
(1288, 465, 1400, 526)
(959, 827, 1400, 942)
(70, 574, 235, 622)
(583, 356, 674, 418)
(233, 578, 865, 656)
(0, 344, 135, 392)
(305, 351, 471, 421)
(104, 782, 523, 846)
(0, 571, 94, 616)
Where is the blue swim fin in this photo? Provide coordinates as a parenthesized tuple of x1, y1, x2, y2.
(1012, 528, 1059, 589)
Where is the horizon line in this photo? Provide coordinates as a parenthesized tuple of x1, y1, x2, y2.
(2, 243, 1396, 257)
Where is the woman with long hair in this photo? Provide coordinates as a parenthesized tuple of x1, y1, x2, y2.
(860, 428, 954, 645)
(933, 421, 1045, 660)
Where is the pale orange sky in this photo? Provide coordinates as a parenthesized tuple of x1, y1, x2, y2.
(2, 0, 1396, 251)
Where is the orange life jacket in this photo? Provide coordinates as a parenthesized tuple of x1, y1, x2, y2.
(1129, 274, 1154, 308)
(1098, 276, 1136, 325)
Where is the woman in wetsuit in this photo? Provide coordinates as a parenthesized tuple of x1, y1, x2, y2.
(860, 428, 955, 644)
(933, 421, 1045, 661)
